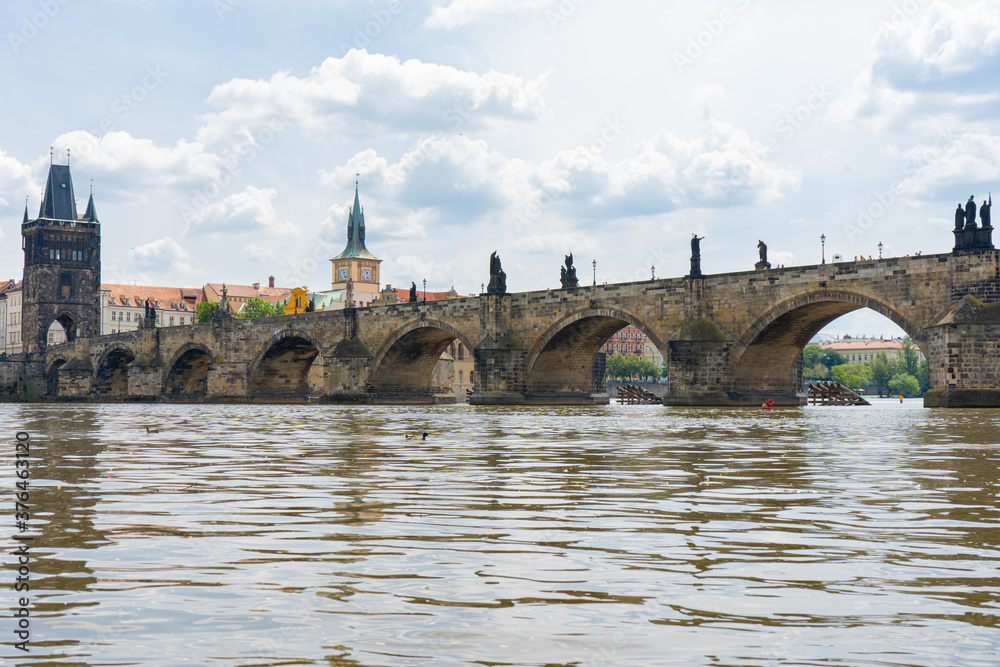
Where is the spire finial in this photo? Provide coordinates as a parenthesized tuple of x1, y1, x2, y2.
(67, 148, 71, 165)
(356, 173, 360, 189)
(50, 146, 53, 164)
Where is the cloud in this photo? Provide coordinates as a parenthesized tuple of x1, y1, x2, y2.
(198, 49, 546, 143)
(322, 122, 800, 232)
(532, 120, 801, 218)
(185, 185, 298, 237)
(129, 236, 195, 279)
(829, 0, 1000, 127)
(425, 0, 550, 29)
(897, 131, 1000, 200)
(0, 148, 35, 212)
(52, 130, 222, 193)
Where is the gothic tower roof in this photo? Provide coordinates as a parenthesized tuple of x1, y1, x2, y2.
(82, 191, 99, 223)
(333, 183, 380, 261)
(39, 163, 78, 221)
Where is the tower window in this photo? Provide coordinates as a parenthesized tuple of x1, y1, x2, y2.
(60, 273, 72, 298)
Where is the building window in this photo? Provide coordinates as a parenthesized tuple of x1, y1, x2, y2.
(458, 370, 463, 384)
(169, 316, 174, 326)
(126, 312, 131, 321)
(469, 371, 474, 384)
(60, 273, 71, 298)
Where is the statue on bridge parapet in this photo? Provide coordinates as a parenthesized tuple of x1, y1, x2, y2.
(487, 251, 507, 296)
(965, 196, 978, 230)
(688, 234, 704, 278)
(142, 298, 157, 328)
(953, 194, 995, 252)
(755, 240, 771, 271)
(409, 282, 418, 303)
(560, 253, 579, 289)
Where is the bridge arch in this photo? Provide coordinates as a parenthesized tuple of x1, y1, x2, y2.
(730, 289, 927, 393)
(248, 328, 326, 399)
(46, 353, 71, 398)
(163, 343, 214, 399)
(45, 311, 79, 344)
(523, 307, 665, 394)
(368, 319, 477, 398)
(94, 342, 137, 399)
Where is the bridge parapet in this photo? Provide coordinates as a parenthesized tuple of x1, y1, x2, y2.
(25, 249, 1000, 407)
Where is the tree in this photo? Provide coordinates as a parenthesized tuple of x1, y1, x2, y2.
(606, 353, 628, 379)
(916, 359, 929, 394)
(237, 297, 282, 319)
(901, 337, 919, 376)
(195, 301, 218, 324)
(831, 362, 870, 390)
(636, 359, 660, 381)
(804, 363, 830, 381)
(870, 352, 893, 396)
(888, 373, 920, 398)
(607, 353, 660, 381)
(819, 349, 847, 369)
(803, 344, 824, 368)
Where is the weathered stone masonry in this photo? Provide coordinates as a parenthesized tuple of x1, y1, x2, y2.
(11, 249, 1000, 407)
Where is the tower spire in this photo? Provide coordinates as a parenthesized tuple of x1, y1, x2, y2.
(332, 179, 378, 262)
(23, 197, 29, 224)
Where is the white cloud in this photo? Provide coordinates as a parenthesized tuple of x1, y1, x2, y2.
(326, 122, 800, 231)
(186, 185, 299, 236)
(897, 131, 1000, 199)
(320, 121, 802, 245)
(0, 148, 35, 212)
(52, 130, 222, 192)
(534, 120, 801, 217)
(198, 49, 546, 143)
(425, 0, 550, 29)
(829, 0, 1000, 127)
(129, 236, 195, 279)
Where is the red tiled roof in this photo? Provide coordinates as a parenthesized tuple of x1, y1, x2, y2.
(101, 284, 199, 311)
(205, 282, 293, 301)
(391, 288, 452, 303)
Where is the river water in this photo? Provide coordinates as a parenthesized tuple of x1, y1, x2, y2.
(2, 401, 999, 666)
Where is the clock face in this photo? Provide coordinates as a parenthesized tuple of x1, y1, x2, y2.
(361, 268, 372, 281)
(339, 268, 348, 281)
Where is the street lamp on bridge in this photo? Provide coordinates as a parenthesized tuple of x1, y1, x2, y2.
(878, 242, 883, 259)
(592, 259, 596, 286)
(821, 234, 826, 264)
(423, 279, 426, 303)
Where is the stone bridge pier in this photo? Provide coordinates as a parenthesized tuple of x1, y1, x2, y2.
(35, 249, 1000, 408)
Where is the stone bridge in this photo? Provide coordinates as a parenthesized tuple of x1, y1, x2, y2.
(42, 250, 1000, 407)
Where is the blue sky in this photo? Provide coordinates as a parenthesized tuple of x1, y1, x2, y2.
(1, 0, 998, 338)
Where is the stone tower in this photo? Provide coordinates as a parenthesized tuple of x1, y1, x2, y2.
(330, 181, 382, 307)
(21, 160, 102, 354)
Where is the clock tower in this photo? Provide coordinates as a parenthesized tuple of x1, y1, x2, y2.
(330, 181, 381, 307)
